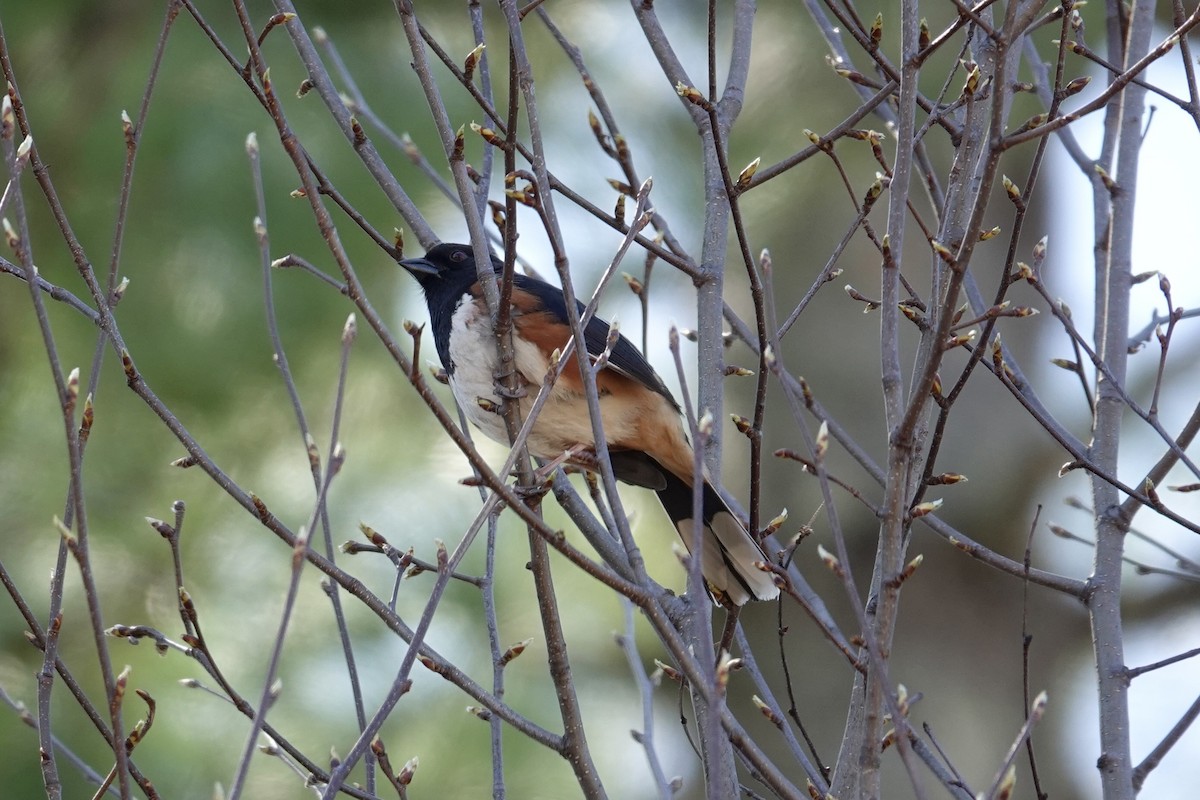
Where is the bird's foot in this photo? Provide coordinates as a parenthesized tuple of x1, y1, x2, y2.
(511, 479, 552, 508)
(492, 369, 527, 399)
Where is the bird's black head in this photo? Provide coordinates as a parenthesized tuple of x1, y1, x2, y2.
(398, 242, 500, 291)
(398, 243, 502, 373)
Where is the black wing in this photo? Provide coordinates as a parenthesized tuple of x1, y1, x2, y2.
(513, 274, 679, 410)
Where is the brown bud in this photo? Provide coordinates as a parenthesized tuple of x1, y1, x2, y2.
(817, 544, 844, 577)
(463, 42, 486, 82)
(870, 13, 883, 46)
(753, 695, 784, 726)
(674, 82, 711, 109)
(652, 659, 682, 683)
(1061, 75, 1091, 97)
(736, 157, 760, 189)
(910, 499, 942, 518)
(498, 637, 534, 667)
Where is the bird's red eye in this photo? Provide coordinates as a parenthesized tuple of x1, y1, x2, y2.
(450, 250, 468, 262)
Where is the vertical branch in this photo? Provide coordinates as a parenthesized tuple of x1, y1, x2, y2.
(1089, 0, 1158, 796)
(829, 0, 921, 788)
(498, 4, 613, 795)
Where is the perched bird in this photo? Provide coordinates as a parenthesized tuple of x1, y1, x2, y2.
(399, 242, 779, 605)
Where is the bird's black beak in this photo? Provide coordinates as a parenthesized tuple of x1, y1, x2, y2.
(398, 255, 440, 276)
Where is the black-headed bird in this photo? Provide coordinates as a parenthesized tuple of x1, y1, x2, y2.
(400, 242, 779, 605)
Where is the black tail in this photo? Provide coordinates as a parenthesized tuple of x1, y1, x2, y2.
(654, 470, 780, 604)
(609, 450, 778, 604)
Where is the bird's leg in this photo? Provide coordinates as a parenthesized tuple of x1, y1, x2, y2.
(510, 474, 553, 507)
(492, 364, 527, 399)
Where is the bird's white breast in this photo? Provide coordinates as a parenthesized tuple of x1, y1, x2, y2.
(446, 296, 638, 458)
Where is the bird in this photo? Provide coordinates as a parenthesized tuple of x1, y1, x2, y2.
(399, 242, 779, 605)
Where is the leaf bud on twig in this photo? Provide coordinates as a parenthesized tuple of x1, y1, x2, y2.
(606, 179, 636, 200)
(398, 756, 419, 786)
(105, 275, 129, 308)
(1094, 164, 1117, 193)
(117, 111, 136, 151)
(499, 637, 534, 667)
(1001, 175, 1023, 207)
(715, 650, 742, 694)
(451, 124, 465, 162)
(1006, 264, 1033, 287)
(844, 284, 881, 312)
(930, 239, 956, 266)
(119, 348, 137, 383)
(587, 109, 615, 158)
(996, 764, 1017, 800)
(864, 174, 885, 207)
(1143, 478, 1161, 507)
(735, 156, 760, 189)
(463, 42, 486, 82)
(945, 329, 977, 349)
(1062, 74, 1091, 97)
(652, 659, 682, 683)
(870, 13, 884, 46)
(898, 303, 924, 325)
(815, 421, 830, 460)
(3, 216, 20, 250)
(0, 94, 12, 139)
(816, 544, 844, 577)
(1031, 236, 1047, 267)
(674, 82, 711, 110)
(470, 121, 504, 148)
(890, 554, 923, 587)
(835, 67, 877, 87)
(64, 366, 80, 412)
(753, 695, 784, 726)
(961, 61, 980, 96)
(761, 508, 788, 538)
(1011, 113, 1047, 136)
(78, 394, 95, 443)
(910, 499, 942, 518)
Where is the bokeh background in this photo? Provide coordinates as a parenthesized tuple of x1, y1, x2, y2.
(1, 1, 1197, 798)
